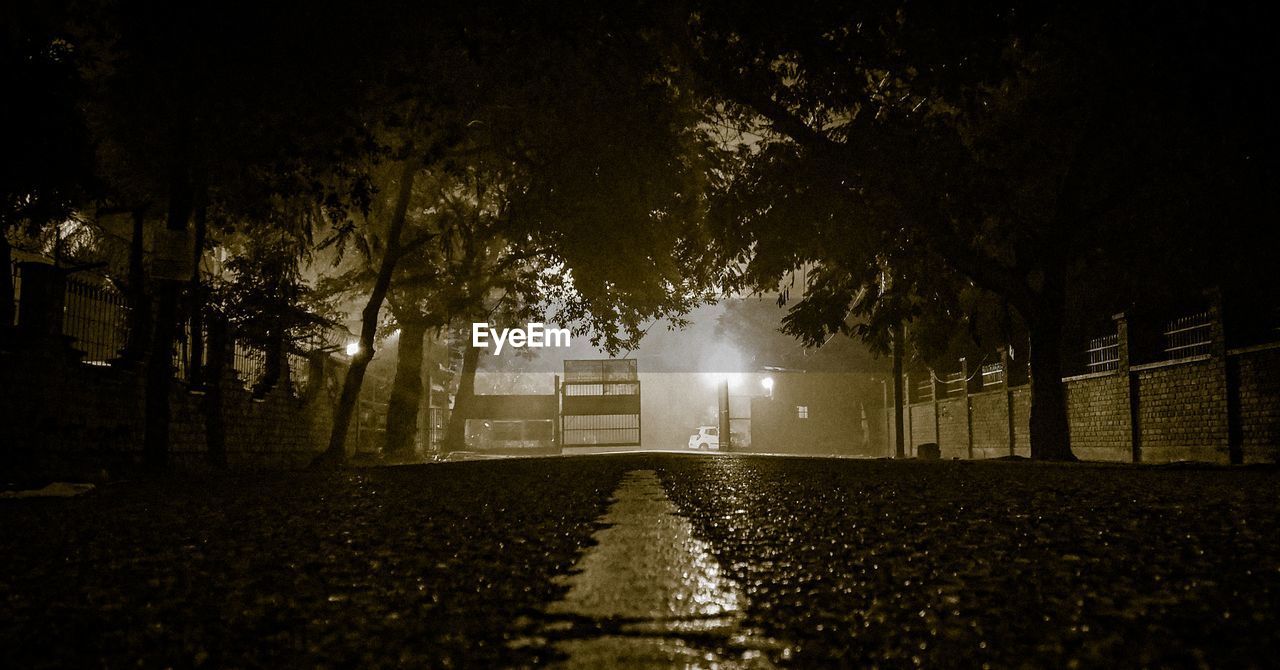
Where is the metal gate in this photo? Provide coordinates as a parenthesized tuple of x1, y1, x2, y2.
(560, 359, 641, 446)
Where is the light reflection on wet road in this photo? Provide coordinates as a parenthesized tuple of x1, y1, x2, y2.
(5, 455, 1279, 667)
(534, 470, 778, 668)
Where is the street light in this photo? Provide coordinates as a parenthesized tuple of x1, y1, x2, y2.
(760, 376, 774, 398)
(345, 341, 361, 357)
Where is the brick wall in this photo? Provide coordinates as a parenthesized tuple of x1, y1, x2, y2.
(908, 402, 935, 455)
(1064, 372, 1131, 462)
(937, 397, 969, 459)
(1134, 356, 1229, 463)
(884, 343, 1279, 463)
(1011, 388, 1031, 457)
(1234, 346, 1280, 463)
(969, 390, 1008, 459)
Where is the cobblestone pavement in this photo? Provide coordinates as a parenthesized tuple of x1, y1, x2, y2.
(3, 454, 1278, 667)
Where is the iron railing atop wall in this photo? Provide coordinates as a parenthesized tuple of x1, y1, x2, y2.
(7, 261, 333, 396)
(944, 371, 966, 398)
(1086, 334, 1120, 373)
(915, 378, 934, 403)
(1163, 311, 1212, 360)
(63, 275, 129, 364)
(981, 363, 1005, 388)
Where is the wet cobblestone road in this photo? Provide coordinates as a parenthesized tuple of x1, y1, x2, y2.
(3, 455, 1278, 668)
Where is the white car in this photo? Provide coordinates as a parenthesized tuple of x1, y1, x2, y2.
(687, 426, 720, 450)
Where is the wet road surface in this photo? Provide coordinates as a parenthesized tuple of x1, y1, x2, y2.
(3, 454, 1279, 667)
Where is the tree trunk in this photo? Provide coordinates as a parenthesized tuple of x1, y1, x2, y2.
(320, 159, 418, 465)
(188, 202, 206, 387)
(384, 319, 428, 459)
(891, 321, 906, 459)
(142, 173, 194, 470)
(0, 233, 13, 331)
(1026, 287, 1076, 461)
(442, 340, 481, 454)
(123, 210, 150, 363)
(204, 311, 227, 467)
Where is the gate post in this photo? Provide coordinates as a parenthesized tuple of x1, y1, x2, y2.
(718, 379, 731, 451)
(553, 374, 561, 450)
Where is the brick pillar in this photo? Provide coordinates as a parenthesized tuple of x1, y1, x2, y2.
(1209, 290, 1241, 464)
(1002, 347, 1015, 456)
(1115, 311, 1140, 463)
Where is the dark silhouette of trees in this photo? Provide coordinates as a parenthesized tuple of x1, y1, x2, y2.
(16, 1, 1271, 468)
(1, 2, 94, 331)
(672, 1, 1277, 460)
(71, 0, 391, 467)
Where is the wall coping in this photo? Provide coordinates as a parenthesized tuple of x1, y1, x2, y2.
(1227, 341, 1280, 357)
(1061, 369, 1117, 383)
(967, 387, 1007, 399)
(1130, 353, 1212, 372)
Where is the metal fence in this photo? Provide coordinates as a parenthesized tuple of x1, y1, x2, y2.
(981, 363, 1005, 388)
(1163, 311, 1212, 360)
(63, 275, 129, 364)
(562, 381, 640, 396)
(563, 358, 638, 383)
(943, 371, 966, 398)
(1086, 334, 1120, 373)
(914, 377, 934, 403)
(7, 261, 330, 395)
(561, 413, 640, 446)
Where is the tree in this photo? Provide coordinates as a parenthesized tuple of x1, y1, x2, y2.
(313, 3, 720, 464)
(1, 2, 94, 331)
(672, 1, 1277, 460)
(382, 165, 550, 458)
(73, 0, 388, 467)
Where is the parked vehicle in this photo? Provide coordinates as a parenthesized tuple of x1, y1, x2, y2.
(687, 426, 720, 450)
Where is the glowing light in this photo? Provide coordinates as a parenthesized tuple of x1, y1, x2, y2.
(345, 341, 361, 356)
(701, 372, 748, 389)
(760, 376, 774, 392)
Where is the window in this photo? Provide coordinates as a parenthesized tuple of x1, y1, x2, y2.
(796, 405, 809, 419)
(707, 428, 718, 436)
